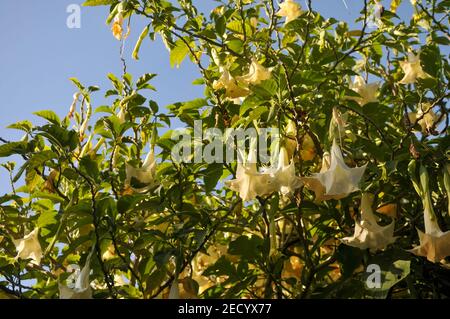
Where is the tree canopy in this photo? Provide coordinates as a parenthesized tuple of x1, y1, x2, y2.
(0, 0, 449, 299)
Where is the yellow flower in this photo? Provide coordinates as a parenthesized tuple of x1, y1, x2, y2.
(303, 140, 367, 201)
(348, 75, 379, 106)
(341, 193, 397, 252)
(111, 14, 124, 40)
(13, 228, 42, 266)
(276, 0, 302, 25)
(399, 51, 430, 84)
(212, 66, 250, 101)
(237, 59, 272, 85)
(125, 147, 157, 193)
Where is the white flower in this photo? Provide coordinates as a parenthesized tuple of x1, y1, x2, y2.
(303, 140, 367, 201)
(348, 75, 379, 106)
(225, 142, 279, 201)
(399, 51, 430, 84)
(263, 147, 302, 196)
(13, 228, 42, 266)
(407, 103, 440, 134)
(341, 193, 396, 252)
(238, 59, 272, 85)
(59, 251, 93, 299)
(212, 66, 250, 101)
(276, 0, 302, 25)
(409, 167, 450, 263)
(125, 148, 157, 193)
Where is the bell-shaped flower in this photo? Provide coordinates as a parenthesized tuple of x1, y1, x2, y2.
(13, 228, 42, 266)
(125, 147, 157, 193)
(407, 103, 440, 134)
(237, 59, 272, 86)
(213, 66, 250, 101)
(111, 14, 124, 40)
(276, 0, 302, 25)
(262, 147, 302, 196)
(348, 75, 379, 106)
(225, 142, 279, 201)
(59, 251, 93, 299)
(409, 167, 450, 263)
(399, 51, 430, 84)
(341, 193, 397, 252)
(303, 140, 367, 201)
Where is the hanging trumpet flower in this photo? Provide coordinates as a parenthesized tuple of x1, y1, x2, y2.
(303, 140, 367, 201)
(398, 51, 431, 85)
(225, 139, 279, 201)
(408, 165, 450, 263)
(212, 66, 250, 101)
(348, 75, 379, 106)
(341, 193, 396, 252)
(237, 58, 272, 86)
(125, 146, 158, 193)
(262, 146, 302, 196)
(276, 0, 302, 25)
(13, 228, 43, 266)
(59, 248, 94, 299)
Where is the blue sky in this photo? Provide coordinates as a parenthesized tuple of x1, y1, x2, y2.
(0, 0, 414, 194)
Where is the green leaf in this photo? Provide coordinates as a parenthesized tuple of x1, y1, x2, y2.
(82, 0, 116, 6)
(170, 38, 191, 68)
(33, 110, 61, 125)
(7, 120, 33, 132)
(28, 150, 56, 169)
(80, 156, 99, 180)
(0, 141, 27, 157)
(203, 163, 223, 192)
(228, 235, 264, 261)
(136, 73, 157, 89)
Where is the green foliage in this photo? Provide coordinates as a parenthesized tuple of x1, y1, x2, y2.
(0, 0, 449, 300)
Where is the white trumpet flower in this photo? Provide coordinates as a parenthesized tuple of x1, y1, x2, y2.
(225, 141, 279, 201)
(303, 140, 367, 201)
(59, 250, 94, 299)
(409, 167, 450, 263)
(341, 193, 396, 252)
(348, 75, 379, 106)
(238, 59, 272, 86)
(399, 51, 430, 85)
(13, 228, 42, 266)
(276, 0, 302, 25)
(262, 147, 302, 196)
(212, 66, 250, 101)
(125, 147, 157, 193)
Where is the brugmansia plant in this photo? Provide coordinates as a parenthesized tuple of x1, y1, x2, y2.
(0, 0, 449, 299)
